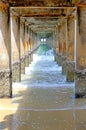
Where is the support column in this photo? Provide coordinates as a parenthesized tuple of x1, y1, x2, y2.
(55, 25, 59, 64)
(29, 30, 33, 63)
(20, 17, 25, 74)
(53, 27, 57, 62)
(31, 31, 34, 61)
(27, 27, 31, 66)
(11, 15, 21, 82)
(66, 17, 75, 82)
(47, 34, 53, 49)
(57, 24, 63, 66)
(34, 33, 37, 48)
(75, 7, 86, 97)
(24, 22, 29, 67)
(32, 33, 38, 50)
(0, 3, 12, 97)
(61, 20, 67, 74)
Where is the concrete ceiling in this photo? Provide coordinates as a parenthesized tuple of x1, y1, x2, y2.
(10, 6, 76, 34)
(6, 0, 79, 7)
(2, 0, 80, 35)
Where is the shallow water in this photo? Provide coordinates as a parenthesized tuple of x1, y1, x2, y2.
(0, 49, 86, 130)
(22, 49, 74, 87)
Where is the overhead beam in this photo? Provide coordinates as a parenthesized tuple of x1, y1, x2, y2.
(11, 6, 76, 9)
(21, 14, 65, 17)
(10, 6, 77, 19)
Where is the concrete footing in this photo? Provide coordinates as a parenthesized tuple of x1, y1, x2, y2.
(12, 62, 21, 82)
(66, 61, 75, 82)
(21, 56, 26, 74)
(25, 54, 29, 67)
(62, 56, 67, 74)
(57, 54, 62, 66)
(0, 70, 12, 97)
(75, 69, 86, 98)
(55, 53, 59, 64)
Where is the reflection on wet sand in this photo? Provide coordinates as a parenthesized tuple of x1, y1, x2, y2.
(0, 49, 86, 130)
(0, 86, 86, 130)
(1, 109, 86, 130)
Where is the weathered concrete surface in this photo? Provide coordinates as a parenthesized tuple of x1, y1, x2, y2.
(12, 62, 21, 82)
(67, 18, 74, 62)
(0, 70, 12, 97)
(75, 69, 86, 98)
(5, 0, 77, 7)
(20, 18, 25, 57)
(75, 7, 86, 97)
(55, 53, 58, 64)
(57, 54, 62, 66)
(66, 61, 75, 82)
(21, 56, 26, 74)
(62, 56, 67, 74)
(11, 15, 21, 82)
(25, 54, 30, 67)
(76, 7, 86, 70)
(0, 3, 12, 97)
(0, 4, 10, 69)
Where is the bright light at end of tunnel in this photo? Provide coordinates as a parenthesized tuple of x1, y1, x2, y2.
(41, 38, 44, 42)
(41, 38, 46, 42)
(44, 38, 46, 42)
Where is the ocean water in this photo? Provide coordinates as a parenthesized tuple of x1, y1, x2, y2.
(21, 49, 75, 88)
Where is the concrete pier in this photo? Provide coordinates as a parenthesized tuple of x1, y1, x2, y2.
(0, 3, 12, 97)
(75, 7, 86, 97)
(11, 15, 21, 82)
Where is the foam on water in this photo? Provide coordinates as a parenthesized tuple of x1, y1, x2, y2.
(20, 48, 75, 88)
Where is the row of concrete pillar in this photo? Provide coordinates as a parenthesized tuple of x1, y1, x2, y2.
(53, 7, 86, 97)
(0, 2, 86, 98)
(0, 3, 39, 97)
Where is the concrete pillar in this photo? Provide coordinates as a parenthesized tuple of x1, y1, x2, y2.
(29, 29, 33, 63)
(27, 28, 30, 52)
(52, 30, 56, 57)
(47, 35, 53, 49)
(24, 22, 29, 67)
(32, 33, 37, 50)
(53, 27, 57, 62)
(31, 31, 34, 61)
(0, 3, 12, 97)
(11, 15, 21, 82)
(20, 17, 25, 74)
(37, 34, 41, 46)
(28, 28, 31, 64)
(75, 7, 86, 97)
(61, 20, 67, 74)
(66, 17, 75, 82)
(55, 25, 59, 64)
(57, 24, 63, 66)
(55, 26, 59, 63)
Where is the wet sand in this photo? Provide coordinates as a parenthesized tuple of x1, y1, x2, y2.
(0, 109, 86, 130)
(0, 86, 86, 130)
